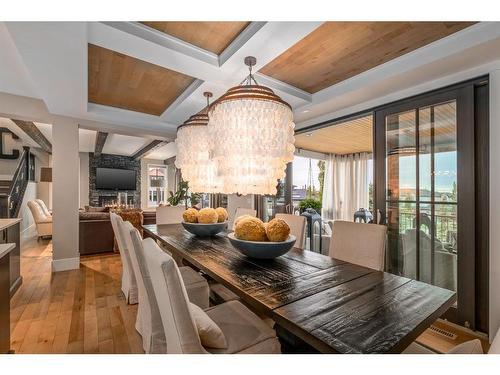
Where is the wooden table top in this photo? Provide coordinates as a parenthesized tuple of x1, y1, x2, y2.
(143, 223, 456, 354)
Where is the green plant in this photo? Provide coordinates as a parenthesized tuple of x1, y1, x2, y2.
(167, 180, 189, 206)
(299, 198, 322, 213)
(167, 180, 202, 208)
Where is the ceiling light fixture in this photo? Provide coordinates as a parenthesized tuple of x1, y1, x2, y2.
(207, 56, 295, 195)
(175, 92, 221, 194)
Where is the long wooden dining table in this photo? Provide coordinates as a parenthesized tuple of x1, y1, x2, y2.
(143, 223, 456, 354)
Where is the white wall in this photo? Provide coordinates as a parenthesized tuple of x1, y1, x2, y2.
(140, 158, 165, 209)
(79, 152, 89, 208)
(18, 181, 36, 235)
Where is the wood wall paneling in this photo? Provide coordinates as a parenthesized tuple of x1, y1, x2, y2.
(260, 22, 475, 93)
(140, 22, 250, 54)
(88, 44, 195, 116)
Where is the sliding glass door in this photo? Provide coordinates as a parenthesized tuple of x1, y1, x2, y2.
(375, 82, 483, 330)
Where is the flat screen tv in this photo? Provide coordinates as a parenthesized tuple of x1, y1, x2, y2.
(96, 167, 136, 190)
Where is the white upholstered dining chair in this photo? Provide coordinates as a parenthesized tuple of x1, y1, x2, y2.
(142, 236, 281, 354)
(121, 221, 209, 353)
(156, 205, 185, 225)
(329, 221, 387, 271)
(110, 212, 138, 304)
(229, 207, 256, 230)
(275, 213, 306, 249)
(403, 327, 500, 354)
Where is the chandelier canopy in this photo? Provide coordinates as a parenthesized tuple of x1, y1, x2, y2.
(207, 56, 295, 195)
(175, 92, 221, 194)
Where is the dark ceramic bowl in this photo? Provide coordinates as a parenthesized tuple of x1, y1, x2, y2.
(227, 233, 296, 259)
(182, 221, 228, 237)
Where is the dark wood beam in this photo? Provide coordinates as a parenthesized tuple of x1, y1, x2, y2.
(132, 140, 164, 160)
(10, 119, 52, 154)
(94, 131, 108, 157)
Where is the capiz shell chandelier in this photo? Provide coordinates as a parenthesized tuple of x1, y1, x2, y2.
(175, 92, 221, 194)
(208, 56, 295, 195)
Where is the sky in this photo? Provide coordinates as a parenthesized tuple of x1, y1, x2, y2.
(292, 151, 455, 194)
(398, 151, 457, 193)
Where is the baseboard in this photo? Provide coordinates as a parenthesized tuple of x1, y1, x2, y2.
(52, 256, 80, 272)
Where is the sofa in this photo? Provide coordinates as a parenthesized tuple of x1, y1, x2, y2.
(79, 208, 156, 255)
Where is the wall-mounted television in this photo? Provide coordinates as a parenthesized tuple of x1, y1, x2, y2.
(95, 167, 136, 190)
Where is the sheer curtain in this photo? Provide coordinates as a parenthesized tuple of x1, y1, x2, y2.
(322, 152, 371, 221)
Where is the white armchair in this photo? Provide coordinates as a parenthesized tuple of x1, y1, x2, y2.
(27, 200, 52, 239)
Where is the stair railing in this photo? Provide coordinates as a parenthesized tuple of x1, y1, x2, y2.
(0, 146, 30, 218)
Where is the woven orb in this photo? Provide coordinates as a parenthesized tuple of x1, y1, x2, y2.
(183, 208, 199, 223)
(234, 217, 268, 242)
(233, 214, 254, 231)
(215, 207, 228, 223)
(198, 208, 218, 224)
(266, 218, 290, 242)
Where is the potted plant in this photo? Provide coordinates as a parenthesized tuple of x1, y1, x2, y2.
(167, 180, 201, 209)
(298, 198, 322, 214)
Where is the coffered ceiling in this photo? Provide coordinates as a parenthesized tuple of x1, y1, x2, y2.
(141, 22, 250, 54)
(1, 21, 499, 143)
(88, 44, 196, 115)
(259, 22, 475, 93)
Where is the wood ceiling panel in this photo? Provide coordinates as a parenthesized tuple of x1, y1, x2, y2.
(88, 44, 195, 115)
(140, 22, 250, 54)
(295, 115, 373, 155)
(260, 22, 475, 93)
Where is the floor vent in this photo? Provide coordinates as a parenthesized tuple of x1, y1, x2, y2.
(430, 325, 458, 340)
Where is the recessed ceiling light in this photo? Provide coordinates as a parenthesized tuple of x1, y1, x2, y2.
(302, 109, 310, 113)
(305, 132, 313, 137)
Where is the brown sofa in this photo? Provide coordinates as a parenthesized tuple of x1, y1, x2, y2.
(79, 209, 156, 255)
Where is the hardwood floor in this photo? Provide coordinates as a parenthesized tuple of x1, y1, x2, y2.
(9, 236, 488, 354)
(10, 237, 143, 354)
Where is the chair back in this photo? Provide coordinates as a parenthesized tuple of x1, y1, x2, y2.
(122, 220, 167, 353)
(275, 213, 306, 250)
(489, 328, 500, 354)
(142, 237, 205, 353)
(110, 212, 126, 253)
(110, 213, 137, 301)
(27, 200, 49, 222)
(156, 206, 185, 225)
(35, 199, 51, 217)
(329, 221, 387, 271)
(229, 207, 257, 229)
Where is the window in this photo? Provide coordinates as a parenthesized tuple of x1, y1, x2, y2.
(147, 165, 167, 207)
(292, 155, 324, 214)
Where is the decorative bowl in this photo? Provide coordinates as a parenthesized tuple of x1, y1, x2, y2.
(182, 221, 228, 237)
(227, 233, 296, 259)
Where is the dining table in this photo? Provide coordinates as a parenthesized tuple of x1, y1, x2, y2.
(143, 223, 456, 354)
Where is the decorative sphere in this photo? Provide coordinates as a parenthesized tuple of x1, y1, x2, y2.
(266, 218, 290, 242)
(215, 207, 228, 223)
(233, 214, 254, 230)
(183, 208, 199, 223)
(234, 217, 268, 242)
(198, 208, 218, 224)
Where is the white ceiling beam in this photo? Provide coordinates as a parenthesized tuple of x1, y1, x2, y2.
(102, 21, 220, 66)
(88, 22, 225, 82)
(295, 22, 500, 128)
